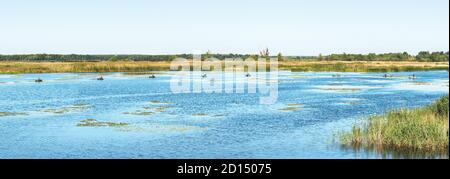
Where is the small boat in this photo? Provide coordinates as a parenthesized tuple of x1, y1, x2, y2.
(246, 73, 251, 77)
(201, 74, 207, 78)
(35, 78, 43, 83)
(409, 75, 417, 80)
(97, 76, 104, 81)
(332, 74, 341, 78)
(149, 75, 156, 79)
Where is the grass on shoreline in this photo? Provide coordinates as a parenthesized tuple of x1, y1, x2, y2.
(281, 61, 449, 72)
(0, 60, 448, 74)
(0, 61, 172, 74)
(340, 96, 449, 158)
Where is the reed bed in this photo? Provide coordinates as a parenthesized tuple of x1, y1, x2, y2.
(340, 96, 449, 158)
(0, 60, 448, 74)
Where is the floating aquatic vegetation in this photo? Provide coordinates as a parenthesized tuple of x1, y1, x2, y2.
(124, 103, 172, 115)
(321, 88, 362, 92)
(338, 101, 365, 105)
(123, 111, 154, 116)
(149, 100, 172, 105)
(41, 108, 69, 114)
(411, 81, 432, 86)
(278, 107, 301, 112)
(278, 103, 307, 112)
(141, 106, 152, 110)
(192, 113, 208, 117)
(40, 104, 91, 114)
(0, 112, 28, 117)
(287, 103, 304, 107)
(212, 114, 227, 117)
(154, 106, 169, 112)
(77, 119, 129, 127)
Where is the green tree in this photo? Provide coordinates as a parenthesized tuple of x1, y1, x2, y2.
(277, 53, 284, 61)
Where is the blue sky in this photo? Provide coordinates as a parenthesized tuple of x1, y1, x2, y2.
(0, 0, 448, 55)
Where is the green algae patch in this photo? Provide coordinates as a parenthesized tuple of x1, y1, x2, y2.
(77, 119, 129, 127)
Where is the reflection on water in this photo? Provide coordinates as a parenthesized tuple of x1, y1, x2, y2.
(0, 71, 448, 159)
(340, 145, 449, 159)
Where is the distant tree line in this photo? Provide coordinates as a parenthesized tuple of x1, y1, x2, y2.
(0, 54, 192, 62)
(415, 51, 449, 62)
(315, 51, 449, 62)
(0, 51, 448, 62)
(285, 51, 448, 62)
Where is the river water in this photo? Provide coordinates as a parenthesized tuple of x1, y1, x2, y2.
(0, 71, 448, 158)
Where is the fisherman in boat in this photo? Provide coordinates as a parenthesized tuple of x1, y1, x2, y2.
(97, 76, 104, 81)
(35, 78, 43, 83)
(149, 74, 156, 78)
(409, 74, 417, 80)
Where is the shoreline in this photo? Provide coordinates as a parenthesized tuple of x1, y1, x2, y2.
(0, 61, 448, 74)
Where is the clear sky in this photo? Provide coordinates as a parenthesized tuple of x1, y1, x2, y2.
(0, 0, 448, 55)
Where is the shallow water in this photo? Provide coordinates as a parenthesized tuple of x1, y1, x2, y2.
(0, 71, 448, 159)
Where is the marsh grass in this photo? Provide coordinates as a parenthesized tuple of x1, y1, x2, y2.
(285, 61, 449, 72)
(0, 61, 448, 74)
(0, 61, 172, 74)
(340, 96, 449, 158)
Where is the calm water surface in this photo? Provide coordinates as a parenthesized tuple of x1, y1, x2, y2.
(0, 71, 448, 158)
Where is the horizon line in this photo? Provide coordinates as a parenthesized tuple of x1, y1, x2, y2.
(1, 51, 449, 57)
